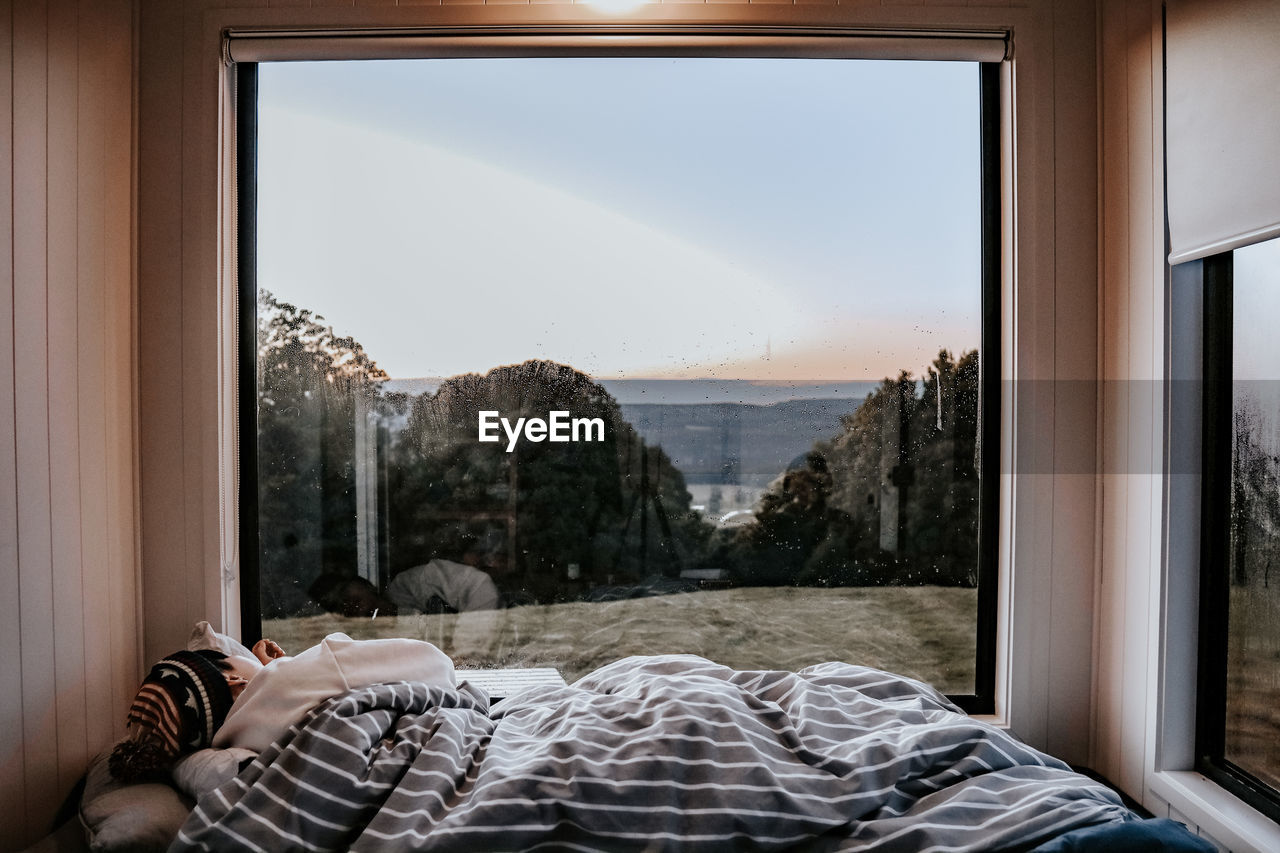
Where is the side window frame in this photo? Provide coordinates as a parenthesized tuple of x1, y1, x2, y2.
(1196, 247, 1280, 822)
(237, 62, 262, 639)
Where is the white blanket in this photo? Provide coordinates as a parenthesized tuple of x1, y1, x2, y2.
(212, 632, 454, 752)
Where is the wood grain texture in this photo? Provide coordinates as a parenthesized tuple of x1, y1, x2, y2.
(1095, 0, 1129, 788)
(47, 0, 91, 799)
(1116, 0, 1157, 802)
(76, 0, 116, 761)
(184, 1, 226, 649)
(1093, 0, 1165, 806)
(0, 1, 29, 844)
(1045, 0, 1097, 766)
(180, 0, 209, 650)
(13, 1, 63, 837)
(138, 0, 189, 665)
(0, 0, 141, 844)
(102, 0, 141, 733)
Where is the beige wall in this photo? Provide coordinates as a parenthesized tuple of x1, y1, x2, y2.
(0, 0, 141, 847)
(1093, 0, 1164, 801)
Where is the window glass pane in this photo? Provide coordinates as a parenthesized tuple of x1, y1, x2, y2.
(1227, 235, 1280, 785)
(253, 58, 985, 693)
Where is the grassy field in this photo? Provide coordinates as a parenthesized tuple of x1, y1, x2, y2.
(266, 585, 977, 694)
(1226, 586, 1280, 789)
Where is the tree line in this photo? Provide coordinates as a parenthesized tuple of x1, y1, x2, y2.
(254, 291, 984, 617)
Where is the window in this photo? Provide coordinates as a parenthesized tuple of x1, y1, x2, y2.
(1198, 235, 1280, 818)
(238, 55, 1001, 710)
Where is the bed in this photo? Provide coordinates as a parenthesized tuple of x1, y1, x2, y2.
(85, 654, 1208, 852)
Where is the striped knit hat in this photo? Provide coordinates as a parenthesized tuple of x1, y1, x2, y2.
(109, 649, 234, 781)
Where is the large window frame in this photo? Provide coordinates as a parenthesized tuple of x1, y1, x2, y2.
(233, 49, 1004, 713)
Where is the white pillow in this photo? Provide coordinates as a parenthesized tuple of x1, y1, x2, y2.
(80, 742, 193, 852)
(170, 748, 258, 802)
(187, 621, 255, 660)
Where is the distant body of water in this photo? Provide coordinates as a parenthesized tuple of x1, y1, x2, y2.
(384, 376, 881, 406)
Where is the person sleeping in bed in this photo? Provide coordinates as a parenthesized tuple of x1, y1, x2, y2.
(109, 633, 454, 781)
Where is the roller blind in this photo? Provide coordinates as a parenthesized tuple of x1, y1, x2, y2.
(225, 28, 1008, 64)
(1167, 0, 1280, 264)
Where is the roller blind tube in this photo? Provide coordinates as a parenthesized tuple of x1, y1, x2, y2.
(226, 28, 1009, 64)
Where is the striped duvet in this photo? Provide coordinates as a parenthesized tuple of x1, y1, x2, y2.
(173, 655, 1130, 852)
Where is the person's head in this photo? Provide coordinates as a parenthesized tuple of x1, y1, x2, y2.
(222, 653, 264, 699)
(108, 649, 239, 781)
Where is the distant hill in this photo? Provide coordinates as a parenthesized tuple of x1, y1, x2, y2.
(385, 376, 879, 407)
(382, 376, 876, 487)
(598, 379, 879, 406)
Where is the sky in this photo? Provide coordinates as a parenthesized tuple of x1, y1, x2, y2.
(256, 57, 982, 383)
(1231, 237, 1280, 454)
(1233, 237, 1280, 382)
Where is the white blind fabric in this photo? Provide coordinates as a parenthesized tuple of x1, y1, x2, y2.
(1167, 0, 1280, 264)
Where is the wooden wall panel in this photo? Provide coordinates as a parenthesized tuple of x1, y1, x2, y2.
(47, 0, 90, 798)
(1093, 0, 1165, 804)
(183, 1, 226, 641)
(0, 0, 140, 846)
(1119, 0, 1159, 803)
(1094, 0, 1130, 787)
(12, 3, 63, 836)
(0, 5, 26, 846)
(138, 0, 188, 665)
(77, 0, 115, 759)
(1046, 0, 1098, 764)
(102, 0, 143, 750)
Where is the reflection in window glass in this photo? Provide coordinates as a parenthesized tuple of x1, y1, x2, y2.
(253, 58, 984, 692)
(1226, 236, 1280, 787)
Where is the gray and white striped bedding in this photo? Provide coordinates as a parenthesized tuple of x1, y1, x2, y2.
(173, 655, 1131, 852)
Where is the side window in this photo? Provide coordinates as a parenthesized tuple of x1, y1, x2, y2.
(240, 56, 1001, 709)
(1198, 236, 1280, 818)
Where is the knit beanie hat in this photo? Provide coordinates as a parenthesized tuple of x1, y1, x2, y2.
(109, 649, 234, 781)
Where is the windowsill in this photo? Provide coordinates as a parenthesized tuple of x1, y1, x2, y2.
(457, 667, 567, 702)
(1149, 770, 1280, 852)
(971, 713, 1008, 730)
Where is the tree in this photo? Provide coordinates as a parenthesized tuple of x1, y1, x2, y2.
(255, 290, 389, 616)
(736, 451, 859, 586)
(386, 360, 710, 603)
(1230, 398, 1280, 588)
(742, 349, 981, 588)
